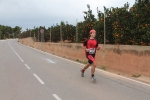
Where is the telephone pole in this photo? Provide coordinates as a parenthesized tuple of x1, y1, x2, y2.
(76, 19, 78, 43)
(104, 7, 106, 46)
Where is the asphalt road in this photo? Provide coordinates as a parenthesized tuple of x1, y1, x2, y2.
(0, 39, 150, 100)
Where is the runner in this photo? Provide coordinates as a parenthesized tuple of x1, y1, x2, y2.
(81, 29, 100, 81)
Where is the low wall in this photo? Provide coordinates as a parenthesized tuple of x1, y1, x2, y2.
(19, 37, 150, 77)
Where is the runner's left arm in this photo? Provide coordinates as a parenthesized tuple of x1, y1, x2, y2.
(96, 40, 101, 50)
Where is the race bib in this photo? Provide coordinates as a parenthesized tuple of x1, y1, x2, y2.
(89, 48, 95, 54)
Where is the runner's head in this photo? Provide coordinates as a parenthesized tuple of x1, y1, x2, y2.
(90, 29, 96, 34)
(89, 29, 96, 38)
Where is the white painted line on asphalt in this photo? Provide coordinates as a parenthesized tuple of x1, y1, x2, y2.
(46, 59, 56, 63)
(8, 42, 24, 62)
(0, 40, 7, 42)
(53, 94, 62, 100)
(43, 52, 84, 66)
(95, 67, 150, 87)
(24, 64, 31, 69)
(33, 73, 45, 84)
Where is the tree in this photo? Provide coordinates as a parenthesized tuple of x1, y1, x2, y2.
(130, 0, 150, 45)
(79, 4, 97, 42)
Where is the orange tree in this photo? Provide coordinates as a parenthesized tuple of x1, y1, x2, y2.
(93, 1, 150, 45)
(94, 4, 132, 44)
(105, 2, 132, 45)
(46, 22, 76, 42)
(93, 9, 104, 43)
(61, 22, 76, 42)
(77, 22, 85, 42)
(50, 24, 60, 42)
(130, 0, 150, 45)
(78, 4, 97, 43)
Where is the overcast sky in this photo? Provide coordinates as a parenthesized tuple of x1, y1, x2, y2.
(0, 0, 135, 31)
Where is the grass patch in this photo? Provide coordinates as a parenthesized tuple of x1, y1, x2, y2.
(82, 61, 88, 64)
(76, 59, 88, 64)
(132, 74, 141, 78)
(63, 56, 65, 58)
(100, 65, 107, 71)
(76, 59, 80, 62)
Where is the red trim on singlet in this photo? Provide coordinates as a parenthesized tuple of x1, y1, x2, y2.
(87, 55, 96, 62)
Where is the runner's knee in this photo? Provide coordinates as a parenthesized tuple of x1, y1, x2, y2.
(93, 62, 97, 67)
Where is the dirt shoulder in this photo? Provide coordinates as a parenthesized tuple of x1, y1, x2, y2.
(18, 38, 150, 84)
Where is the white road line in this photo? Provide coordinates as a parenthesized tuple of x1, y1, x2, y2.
(33, 73, 45, 84)
(53, 94, 62, 100)
(8, 43, 24, 62)
(24, 64, 31, 69)
(96, 68, 150, 87)
(46, 59, 56, 63)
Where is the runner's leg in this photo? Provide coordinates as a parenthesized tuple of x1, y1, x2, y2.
(81, 55, 92, 72)
(87, 55, 96, 76)
(82, 63, 91, 71)
(91, 61, 96, 75)
(91, 61, 97, 81)
(81, 57, 91, 77)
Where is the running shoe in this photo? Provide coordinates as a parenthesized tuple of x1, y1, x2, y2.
(91, 75, 96, 81)
(81, 70, 84, 77)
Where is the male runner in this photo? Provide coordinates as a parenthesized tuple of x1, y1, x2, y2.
(81, 29, 100, 81)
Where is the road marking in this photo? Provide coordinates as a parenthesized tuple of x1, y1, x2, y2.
(96, 68, 150, 87)
(24, 64, 31, 69)
(33, 73, 45, 84)
(8, 42, 24, 62)
(53, 94, 62, 100)
(46, 59, 56, 63)
(0, 40, 6, 42)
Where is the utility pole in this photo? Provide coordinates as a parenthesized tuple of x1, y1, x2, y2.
(38, 29, 39, 42)
(60, 22, 62, 43)
(50, 28, 51, 42)
(104, 7, 106, 46)
(34, 27, 35, 41)
(97, 7, 99, 21)
(34, 33, 35, 41)
(40, 28, 44, 51)
(76, 19, 78, 43)
(30, 30, 31, 37)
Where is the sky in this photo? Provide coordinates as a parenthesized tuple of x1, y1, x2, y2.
(0, 0, 135, 31)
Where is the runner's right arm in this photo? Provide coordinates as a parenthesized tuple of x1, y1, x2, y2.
(83, 40, 89, 52)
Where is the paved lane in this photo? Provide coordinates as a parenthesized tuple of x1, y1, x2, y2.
(0, 40, 54, 100)
(0, 39, 150, 100)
